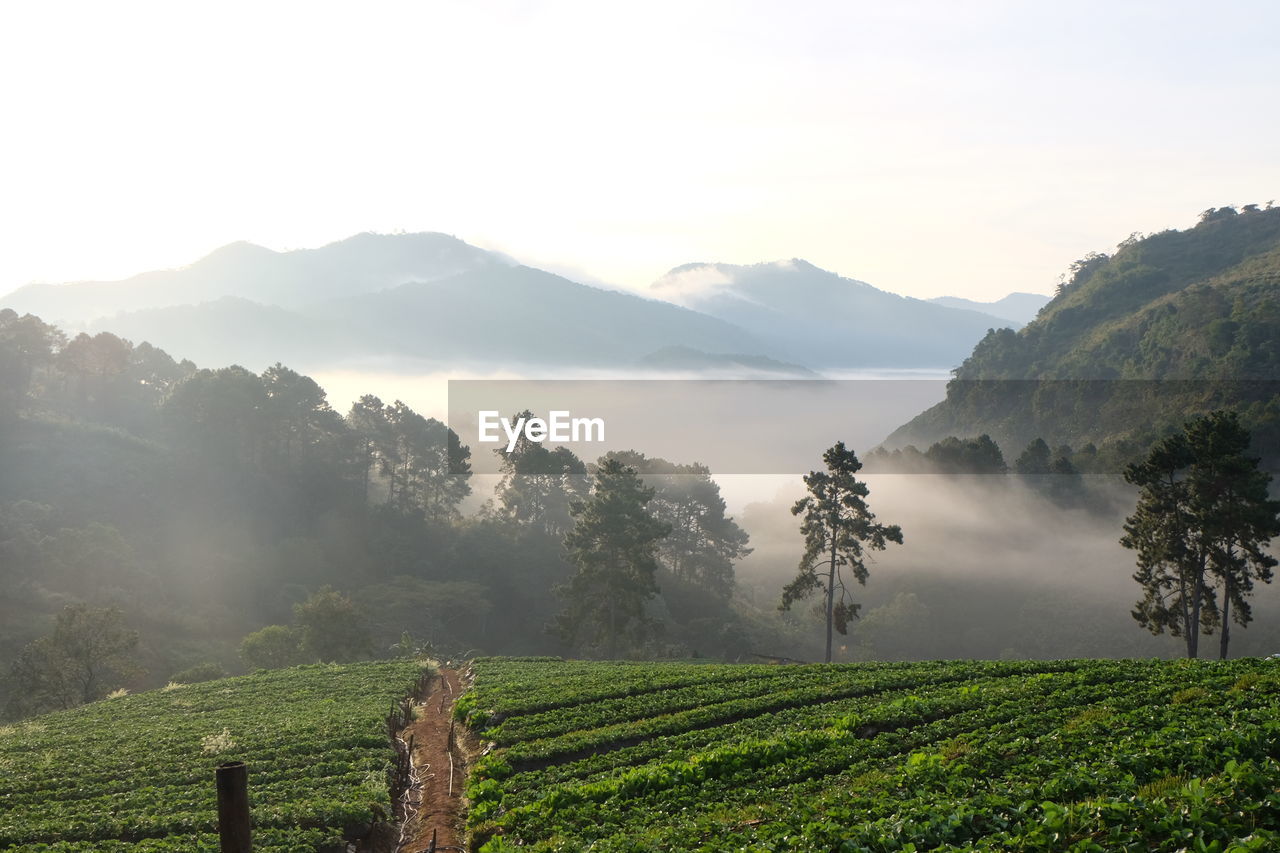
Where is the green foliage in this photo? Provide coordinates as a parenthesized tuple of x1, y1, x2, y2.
(493, 415, 589, 536)
(554, 459, 672, 658)
(1172, 686, 1211, 704)
(602, 450, 751, 602)
(167, 662, 227, 684)
(1123, 411, 1280, 658)
(3, 604, 140, 719)
(923, 434, 1007, 474)
(293, 586, 372, 663)
(357, 576, 490, 656)
(0, 660, 420, 851)
(458, 657, 1280, 851)
(238, 625, 306, 670)
(348, 395, 473, 521)
(0, 315, 492, 693)
(891, 206, 1280, 464)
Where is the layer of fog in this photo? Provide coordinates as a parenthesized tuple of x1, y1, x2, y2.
(309, 366, 1280, 662)
(729, 474, 1280, 661)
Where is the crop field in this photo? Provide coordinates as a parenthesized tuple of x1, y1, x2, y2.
(460, 657, 1280, 852)
(0, 660, 425, 852)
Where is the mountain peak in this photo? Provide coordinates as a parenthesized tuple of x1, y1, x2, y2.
(194, 240, 278, 266)
(649, 256, 1012, 369)
(927, 292, 1050, 325)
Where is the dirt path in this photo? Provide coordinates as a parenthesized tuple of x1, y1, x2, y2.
(399, 666, 465, 852)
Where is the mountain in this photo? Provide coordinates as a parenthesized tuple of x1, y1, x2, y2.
(2, 232, 505, 325)
(651, 259, 1014, 369)
(887, 206, 1280, 467)
(7, 234, 1016, 374)
(87, 265, 772, 371)
(305, 265, 771, 368)
(928, 292, 1050, 324)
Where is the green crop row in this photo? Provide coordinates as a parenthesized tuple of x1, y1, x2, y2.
(0, 660, 427, 852)
(459, 657, 1280, 852)
(593, 665, 1279, 851)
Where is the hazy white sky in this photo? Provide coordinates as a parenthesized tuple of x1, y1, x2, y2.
(2, 1, 1277, 302)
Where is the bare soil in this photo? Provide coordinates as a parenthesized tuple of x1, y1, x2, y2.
(399, 667, 466, 852)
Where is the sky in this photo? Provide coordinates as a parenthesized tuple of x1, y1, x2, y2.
(2, 1, 1278, 303)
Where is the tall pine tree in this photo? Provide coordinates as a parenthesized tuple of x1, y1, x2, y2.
(555, 459, 671, 659)
(781, 442, 903, 663)
(1123, 411, 1280, 658)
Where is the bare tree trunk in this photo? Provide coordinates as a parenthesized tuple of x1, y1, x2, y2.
(825, 531, 837, 664)
(1188, 565, 1204, 659)
(608, 584, 617, 660)
(1219, 577, 1232, 660)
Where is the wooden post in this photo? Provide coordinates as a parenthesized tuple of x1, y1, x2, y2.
(216, 761, 252, 852)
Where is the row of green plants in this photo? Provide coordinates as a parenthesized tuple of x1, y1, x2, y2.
(479, 659, 1072, 746)
(0, 660, 425, 851)
(456, 657, 771, 719)
(582, 667, 1280, 851)
(461, 658, 1280, 851)
(484, 666, 1121, 804)
(476, 667, 1147, 841)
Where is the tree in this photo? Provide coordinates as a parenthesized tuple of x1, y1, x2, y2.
(239, 624, 307, 670)
(924, 434, 1007, 474)
(56, 331, 132, 419)
(163, 366, 269, 469)
(0, 310, 64, 416)
(494, 410, 589, 536)
(293, 586, 372, 663)
(347, 394, 391, 502)
(1122, 411, 1280, 658)
(1055, 251, 1109, 298)
(1014, 438, 1052, 476)
(371, 401, 472, 520)
(261, 363, 347, 471)
(1015, 438, 1084, 504)
(355, 576, 493, 651)
(780, 442, 903, 663)
(602, 451, 750, 601)
(4, 604, 140, 718)
(554, 459, 671, 658)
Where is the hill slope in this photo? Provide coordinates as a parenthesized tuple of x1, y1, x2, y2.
(459, 656, 1280, 851)
(888, 206, 1280, 462)
(0, 661, 426, 851)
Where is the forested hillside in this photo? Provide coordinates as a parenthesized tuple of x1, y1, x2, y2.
(889, 205, 1280, 466)
(0, 312, 759, 717)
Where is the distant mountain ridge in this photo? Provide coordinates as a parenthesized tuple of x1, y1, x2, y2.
(928, 292, 1049, 324)
(651, 259, 1015, 369)
(4, 233, 1025, 374)
(3, 232, 505, 324)
(88, 265, 772, 371)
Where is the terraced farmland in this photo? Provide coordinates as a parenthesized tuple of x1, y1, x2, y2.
(460, 657, 1280, 852)
(0, 660, 426, 852)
